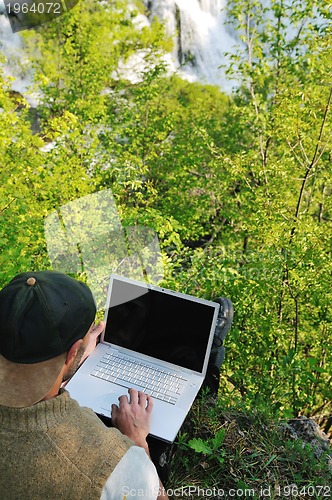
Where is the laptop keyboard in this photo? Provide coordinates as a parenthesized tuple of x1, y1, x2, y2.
(90, 351, 188, 405)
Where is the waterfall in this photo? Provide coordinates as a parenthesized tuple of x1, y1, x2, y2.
(0, 0, 40, 104)
(144, 0, 237, 92)
(0, 0, 237, 99)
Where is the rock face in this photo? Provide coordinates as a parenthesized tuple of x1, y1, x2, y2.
(280, 416, 332, 469)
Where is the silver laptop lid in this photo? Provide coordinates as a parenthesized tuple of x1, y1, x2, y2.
(102, 274, 219, 376)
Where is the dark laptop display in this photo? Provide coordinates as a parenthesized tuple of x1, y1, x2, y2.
(104, 278, 215, 373)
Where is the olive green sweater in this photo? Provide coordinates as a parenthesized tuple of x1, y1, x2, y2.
(0, 389, 133, 499)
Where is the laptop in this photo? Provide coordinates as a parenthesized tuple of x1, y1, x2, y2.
(66, 274, 220, 442)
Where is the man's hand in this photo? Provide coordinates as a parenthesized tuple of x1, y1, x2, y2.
(111, 388, 153, 453)
(112, 389, 169, 500)
(61, 321, 105, 387)
(81, 321, 105, 363)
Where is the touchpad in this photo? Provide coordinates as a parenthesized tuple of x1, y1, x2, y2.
(101, 390, 128, 414)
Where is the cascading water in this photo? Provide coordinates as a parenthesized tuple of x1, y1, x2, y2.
(144, 0, 237, 91)
(0, 0, 34, 97)
(0, 0, 237, 98)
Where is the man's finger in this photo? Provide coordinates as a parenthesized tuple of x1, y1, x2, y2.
(111, 403, 118, 421)
(146, 395, 154, 413)
(138, 391, 148, 405)
(118, 394, 129, 407)
(128, 388, 139, 403)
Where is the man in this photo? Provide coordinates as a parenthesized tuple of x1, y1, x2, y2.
(0, 271, 168, 499)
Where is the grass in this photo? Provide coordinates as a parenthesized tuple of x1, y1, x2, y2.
(167, 392, 332, 499)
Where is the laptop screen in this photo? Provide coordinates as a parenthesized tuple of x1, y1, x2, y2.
(103, 277, 216, 373)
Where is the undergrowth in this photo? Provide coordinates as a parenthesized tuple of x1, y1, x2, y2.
(167, 392, 332, 500)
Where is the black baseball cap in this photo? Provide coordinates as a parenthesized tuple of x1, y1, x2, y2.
(0, 271, 96, 407)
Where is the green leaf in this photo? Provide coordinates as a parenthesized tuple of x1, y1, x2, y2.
(188, 438, 213, 455)
(211, 429, 226, 451)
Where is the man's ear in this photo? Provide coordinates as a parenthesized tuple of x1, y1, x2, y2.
(65, 339, 84, 366)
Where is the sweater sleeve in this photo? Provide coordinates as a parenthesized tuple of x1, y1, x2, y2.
(100, 446, 160, 500)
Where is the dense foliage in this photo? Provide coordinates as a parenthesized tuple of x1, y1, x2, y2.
(0, 0, 331, 430)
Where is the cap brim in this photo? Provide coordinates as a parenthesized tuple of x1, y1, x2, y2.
(0, 353, 67, 408)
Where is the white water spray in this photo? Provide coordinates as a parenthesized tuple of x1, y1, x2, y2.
(144, 0, 237, 91)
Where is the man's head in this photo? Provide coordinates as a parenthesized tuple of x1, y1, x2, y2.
(0, 271, 96, 407)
